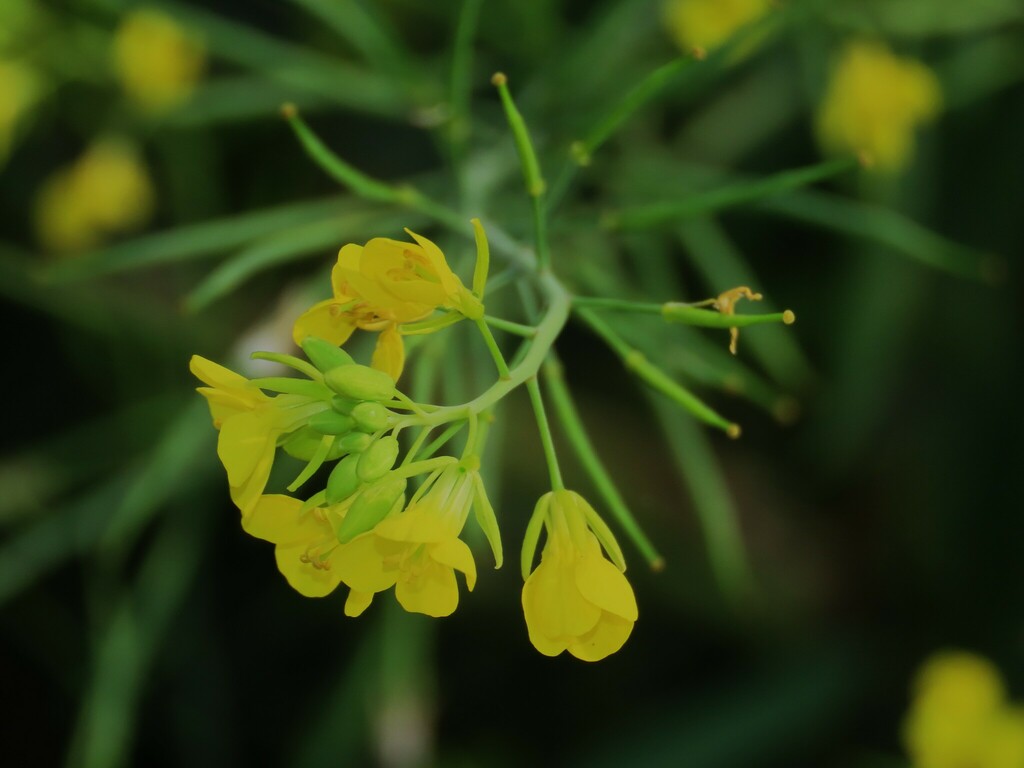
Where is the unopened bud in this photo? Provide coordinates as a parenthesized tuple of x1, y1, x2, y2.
(334, 477, 407, 544)
(325, 365, 395, 402)
(350, 402, 391, 433)
(326, 454, 361, 505)
(309, 410, 355, 436)
(301, 336, 355, 372)
(336, 432, 373, 453)
(357, 436, 399, 483)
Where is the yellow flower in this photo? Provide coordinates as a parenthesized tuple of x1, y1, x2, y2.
(34, 137, 154, 253)
(113, 9, 205, 114)
(0, 59, 42, 166)
(817, 40, 941, 173)
(243, 494, 376, 612)
(662, 0, 769, 53)
(292, 230, 484, 381)
(903, 651, 1024, 768)
(190, 355, 327, 514)
(333, 463, 494, 618)
(521, 490, 637, 662)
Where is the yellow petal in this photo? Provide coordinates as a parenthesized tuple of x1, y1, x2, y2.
(374, 506, 455, 544)
(345, 589, 374, 617)
(522, 554, 600, 641)
(331, 243, 363, 294)
(274, 541, 345, 597)
(292, 298, 357, 347)
(371, 325, 405, 381)
(332, 533, 400, 593)
(395, 558, 459, 617)
(406, 229, 461, 297)
(523, 616, 569, 657)
(430, 538, 477, 591)
(217, 410, 276, 487)
(575, 535, 638, 622)
(567, 613, 634, 662)
(230, 444, 275, 514)
(242, 494, 326, 544)
(190, 355, 249, 390)
(196, 387, 256, 427)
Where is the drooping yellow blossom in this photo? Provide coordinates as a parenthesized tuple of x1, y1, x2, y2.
(333, 462, 497, 618)
(0, 60, 42, 166)
(903, 651, 1024, 768)
(817, 40, 941, 173)
(191, 355, 327, 514)
(521, 490, 638, 662)
(113, 9, 205, 114)
(242, 494, 376, 612)
(34, 138, 154, 253)
(662, 0, 769, 53)
(292, 230, 484, 381)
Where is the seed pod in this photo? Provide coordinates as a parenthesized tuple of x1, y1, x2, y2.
(324, 365, 395, 402)
(309, 410, 355, 436)
(357, 436, 399, 483)
(336, 432, 373, 453)
(283, 427, 348, 461)
(334, 476, 407, 544)
(325, 454, 361, 505)
(350, 402, 391, 433)
(301, 336, 355, 372)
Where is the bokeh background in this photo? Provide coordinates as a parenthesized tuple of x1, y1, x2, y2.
(2, 0, 1023, 766)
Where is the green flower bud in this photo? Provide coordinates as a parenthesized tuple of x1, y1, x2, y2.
(357, 436, 399, 482)
(308, 410, 355, 436)
(350, 402, 391, 433)
(331, 395, 358, 414)
(283, 427, 348, 461)
(324, 365, 395, 402)
(334, 476, 407, 544)
(336, 432, 373, 453)
(301, 336, 355, 372)
(325, 454, 361, 505)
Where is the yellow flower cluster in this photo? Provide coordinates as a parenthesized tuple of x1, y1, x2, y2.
(191, 227, 639, 661)
(903, 651, 1024, 768)
(34, 138, 154, 254)
(113, 9, 206, 114)
(817, 40, 941, 173)
(292, 230, 484, 381)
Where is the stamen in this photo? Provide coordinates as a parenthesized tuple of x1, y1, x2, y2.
(713, 286, 763, 355)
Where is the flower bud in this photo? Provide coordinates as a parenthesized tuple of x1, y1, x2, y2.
(334, 476, 407, 544)
(357, 436, 399, 483)
(336, 432, 373, 453)
(301, 336, 355, 372)
(331, 395, 358, 414)
(350, 402, 390, 433)
(325, 365, 395, 402)
(326, 454, 361, 504)
(308, 410, 355, 436)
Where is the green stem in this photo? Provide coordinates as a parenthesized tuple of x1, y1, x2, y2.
(605, 156, 860, 231)
(575, 295, 799, 332)
(418, 421, 466, 461)
(474, 319, 511, 379)
(575, 306, 739, 437)
(395, 272, 571, 430)
(449, 0, 483, 156)
(525, 377, 564, 490)
(543, 357, 663, 570)
(492, 73, 551, 271)
(483, 315, 536, 338)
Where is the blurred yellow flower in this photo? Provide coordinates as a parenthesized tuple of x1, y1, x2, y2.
(334, 463, 486, 618)
(0, 59, 42, 166)
(662, 0, 769, 53)
(817, 40, 941, 173)
(903, 651, 1024, 768)
(293, 230, 484, 381)
(34, 137, 154, 253)
(191, 355, 327, 513)
(113, 9, 205, 113)
(521, 490, 637, 661)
